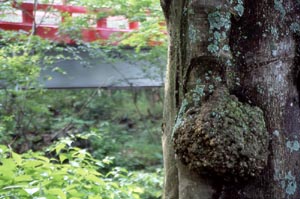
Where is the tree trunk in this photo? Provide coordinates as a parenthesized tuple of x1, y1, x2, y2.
(161, 0, 300, 198)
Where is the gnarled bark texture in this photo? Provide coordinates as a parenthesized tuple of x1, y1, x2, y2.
(161, 0, 300, 198)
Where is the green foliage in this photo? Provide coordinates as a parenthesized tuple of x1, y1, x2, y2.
(0, 32, 66, 150)
(0, 31, 57, 89)
(46, 0, 167, 49)
(90, 119, 163, 171)
(58, 13, 91, 41)
(0, 31, 164, 176)
(0, 1, 165, 197)
(0, 87, 163, 167)
(0, 0, 166, 153)
(0, 140, 163, 199)
(69, 0, 162, 21)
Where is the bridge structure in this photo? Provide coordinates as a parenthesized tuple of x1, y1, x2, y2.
(0, 0, 165, 88)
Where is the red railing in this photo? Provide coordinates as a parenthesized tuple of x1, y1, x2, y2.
(0, 1, 140, 44)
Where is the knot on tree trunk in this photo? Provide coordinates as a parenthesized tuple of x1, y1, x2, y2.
(173, 87, 269, 181)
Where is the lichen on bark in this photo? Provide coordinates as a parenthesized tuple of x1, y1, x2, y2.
(173, 86, 269, 181)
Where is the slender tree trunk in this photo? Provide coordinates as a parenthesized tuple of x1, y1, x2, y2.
(161, 0, 300, 198)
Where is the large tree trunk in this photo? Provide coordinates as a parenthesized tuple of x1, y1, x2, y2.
(161, 0, 300, 198)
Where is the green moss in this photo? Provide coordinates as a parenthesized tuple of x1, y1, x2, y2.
(283, 171, 297, 196)
(185, 71, 224, 107)
(172, 99, 188, 137)
(173, 87, 269, 180)
(286, 140, 300, 153)
(188, 24, 199, 44)
(274, 0, 286, 19)
(290, 22, 300, 34)
(207, 0, 244, 57)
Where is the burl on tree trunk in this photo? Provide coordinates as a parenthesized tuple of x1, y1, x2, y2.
(161, 0, 300, 199)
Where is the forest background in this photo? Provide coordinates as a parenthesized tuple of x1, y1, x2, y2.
(0, 0, 166, 198)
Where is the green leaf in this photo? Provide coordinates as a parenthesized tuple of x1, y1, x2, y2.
(14, 175, 33, 182)
(85, 174, 105, 185)
(23, 160, 44, 169)
(55, 143, 66, 154)
(88, 195, 103, 199)
(12, 152, 22, 165)
(24, 187, 39, 195)
(3, 185, 24, 189)
(68, 189, 84, 197)
(59, 153, 68, 163)
(46, 188, 66, 199)
(133, 186, 144, 193)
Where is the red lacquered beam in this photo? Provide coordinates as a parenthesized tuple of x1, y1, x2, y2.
(0, 22, 32, 32)
(0, 22, 73, 43)
(0, 21, 133, 43)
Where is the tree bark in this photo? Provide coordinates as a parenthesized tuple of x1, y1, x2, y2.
(161, 0, 300, 198)
(229, 1, 300, 198)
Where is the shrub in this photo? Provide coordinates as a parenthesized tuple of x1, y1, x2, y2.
(0, 139, 163, 199)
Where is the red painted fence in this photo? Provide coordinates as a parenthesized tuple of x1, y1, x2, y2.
(0, 1, 140, 44)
